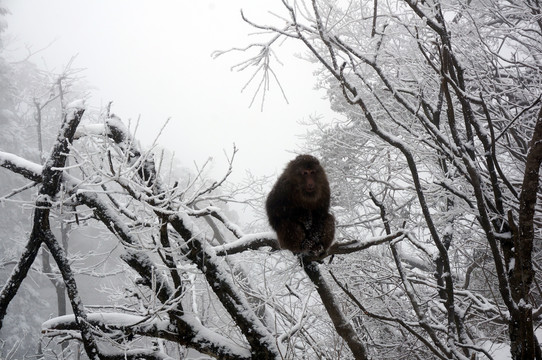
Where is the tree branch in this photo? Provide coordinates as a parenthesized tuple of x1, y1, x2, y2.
(302, 261, 369, 360)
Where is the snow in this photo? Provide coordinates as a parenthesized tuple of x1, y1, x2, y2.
(42, 312, 154, 330)
(72, 115, 132, 145)
(475, 327, 542, 359)
(176, 210, 203, 237)
(43, 313, 183, 359)
(181, 314, 252, 358)
(106, 114, 128, 133)
(214, 231, 276, 253)
(206, 206, 245, 237)
(508, 258, 515, 271)
(66, 98, 86, 111)
(518, 298, 532, 310)
(0, 151, 43, 176)
(101, 349, 175, 360)
(477, 340, 511, 360)
(73, 124, 107, 139)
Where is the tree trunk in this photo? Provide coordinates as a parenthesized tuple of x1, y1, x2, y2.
(510, 108, 542, 360)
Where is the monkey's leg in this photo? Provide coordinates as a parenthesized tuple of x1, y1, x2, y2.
(302, 229, 325, 258)
(303, 213, 335, 258)
(276, 220, 306, 253)
(320, 213, 336, 251)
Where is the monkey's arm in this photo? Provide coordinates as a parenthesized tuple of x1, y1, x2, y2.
(265, 178, 291, 230)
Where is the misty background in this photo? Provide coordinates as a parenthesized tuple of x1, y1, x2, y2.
(3, 0, 335, 181)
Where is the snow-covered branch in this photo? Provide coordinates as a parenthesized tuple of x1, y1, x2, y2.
(42, 312, 252, 360)
(0, 151, 43, 182)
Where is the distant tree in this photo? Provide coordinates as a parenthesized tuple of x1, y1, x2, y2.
(0, 9, 113, 358)
(0, 7, 55, 356)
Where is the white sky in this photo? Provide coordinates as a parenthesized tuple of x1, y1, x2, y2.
(3, 0, 335, 181)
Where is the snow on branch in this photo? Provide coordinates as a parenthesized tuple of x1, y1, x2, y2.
(186, 145, 238, 206)
(42, 312, 251, 360)
(212, 231, 403, 257)
(0, 151, 43, 183)
(328, 232, 404, 255)
(187, 205, 245, 239)
(213, 232, 280, 256)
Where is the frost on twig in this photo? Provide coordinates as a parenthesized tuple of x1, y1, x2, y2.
(212, 11, 291, 110)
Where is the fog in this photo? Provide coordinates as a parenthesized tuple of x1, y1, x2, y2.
(4, 0, 334, 181)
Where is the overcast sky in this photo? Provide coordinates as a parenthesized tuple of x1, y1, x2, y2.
(3, 0, 334, 182)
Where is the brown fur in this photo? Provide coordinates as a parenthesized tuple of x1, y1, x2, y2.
(266, 155, 335, 257)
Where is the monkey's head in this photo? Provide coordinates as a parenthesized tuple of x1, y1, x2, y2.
(287, 155, 330, 210)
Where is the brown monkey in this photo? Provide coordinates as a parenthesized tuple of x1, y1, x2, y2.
(266, 155, 335, 258)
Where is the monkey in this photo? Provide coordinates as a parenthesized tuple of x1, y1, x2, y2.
(265, 154, 335, 258)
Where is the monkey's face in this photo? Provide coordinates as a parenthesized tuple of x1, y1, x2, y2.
(300, 168, 317, 194)
(296, 166, 324, 205)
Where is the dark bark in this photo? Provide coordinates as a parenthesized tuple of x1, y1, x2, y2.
(302, 261, 369, 360)
(0, 226, 42, 328)
(509, 108, 542, 360)
(0, 154, 43, 182)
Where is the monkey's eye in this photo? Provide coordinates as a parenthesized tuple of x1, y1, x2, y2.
(301, 169, 316, 176)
